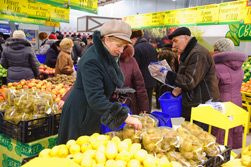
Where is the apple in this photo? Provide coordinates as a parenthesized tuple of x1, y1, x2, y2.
(55, 97, 61, 104)
(52, 89, 59, 95)
(8, 83, 13, 88)
(57, 83, 64, 88)
(36, 84, 42, 89)
(20, 79, 26, 86)
(12, 82, 18, 87)
(16, 85, 23, 90)
(55, 85, 61, 91)
(45, 88, 52, 92)
(10, 86, 16, 90)
(1, 85, 7, 89)
(59, 88, 67, 95)
(52, 85, 56, 89)
(28, 82, 35, 88)
(23, 85, 29, 89)
(35, 80, 40, 84)
(30, 79, 35, 82)
(63, 85, 69, 89)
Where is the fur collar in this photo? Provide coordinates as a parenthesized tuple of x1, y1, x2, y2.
(120, 44, 134, 63)
(180, 37, 197, 62)
(213, 51, 248, 63)
(93, 31, 125, 88)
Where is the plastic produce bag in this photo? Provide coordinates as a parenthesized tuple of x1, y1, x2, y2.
(105, 130, 123, 140)
(166, 151, 192, 167)
(34, 96, 50, 116)
(122, 123, 143, 143)
(159, 127, 179, 151)
(148, 59, 176, 88)
(139, 113, 159, 129)
(5, 89, 23, 106)
(181, 121, 220, 156)
(142, 127, 164, 153)
(198, 99, 226, 114)
(0, 101, 10, 111)
(13, 93, 34, 114)
(176, 127, 207, 164)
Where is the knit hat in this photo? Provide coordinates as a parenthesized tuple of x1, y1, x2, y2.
(100, 20, 132, 44)
(168, 27, 191, 40)
(214, 38, 235, 52)
(13, 30, 26, 39)
(48, 34, 57, 40)
(130, 29, 143, 39)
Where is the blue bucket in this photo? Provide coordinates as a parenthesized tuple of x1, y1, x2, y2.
(101, 103, 131, 134)
(158, 92, 182, 117)
(36, 54, 46, 64)
(74, 64, 77, 71)
(151, 111, 172, 128)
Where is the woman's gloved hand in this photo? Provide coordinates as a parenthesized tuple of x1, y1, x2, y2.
(124, 116, 142, 130)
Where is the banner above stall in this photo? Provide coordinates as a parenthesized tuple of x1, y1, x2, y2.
(123, 1, 251, 29)
(32, 0, 69, 8)
(70, 0, 98, 14)
(0, 0, 68, 24)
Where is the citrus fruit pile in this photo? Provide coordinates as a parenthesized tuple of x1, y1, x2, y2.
(39, 133, 179, 167)
(241, 80, 251, 93)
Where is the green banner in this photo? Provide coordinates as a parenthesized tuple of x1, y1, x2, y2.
(33, 0, 69, 8)
(70, 0, 98, 14)
(226, 24, 251, 46)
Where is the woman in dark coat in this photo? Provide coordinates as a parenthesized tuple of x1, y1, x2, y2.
(119, 44, 149, 115)
(1, 30, 40, 83)
(57, 20, 142, 144)
(211, 38, 248, 149)
(44, 41, 61, 68)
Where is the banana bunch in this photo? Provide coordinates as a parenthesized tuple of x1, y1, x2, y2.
(222, 155, 251, 166)
(242, 145, 251, 156)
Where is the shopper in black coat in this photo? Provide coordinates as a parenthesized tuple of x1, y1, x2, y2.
(130, 29, 158, 112)
(44, 41, 61, 68)
(1, 30, 40, 83)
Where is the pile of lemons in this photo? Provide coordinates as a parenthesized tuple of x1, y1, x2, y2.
(39, 133, 182, 167)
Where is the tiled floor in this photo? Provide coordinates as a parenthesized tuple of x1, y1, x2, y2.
(151, 96, 251, 155)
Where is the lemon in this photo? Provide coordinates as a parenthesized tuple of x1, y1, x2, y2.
(39, 149, 51, 158)
(111, 136, 121, 145)
(92, 159, 97, 167)
(70, 144, 81, 154)
(66, 139, 76, 149)
(113, 160, 127, 167)
(58, 144, 69, 158)
(96, 135, 110, 142)
(66, 154, 74, 159)
(105, 159, 115, 167)
(91, 133, 100, 138)
(157, 157, 171, 167)
(134, 149, 148, 162)
(49, 146, 60, 157)
(123, 139, 132, 147)
(117, 141, 129, 152)
(76, 136, 90, 146)
(81, 142, 93, 153)
(92, 141, 104, 150)
(127, 159, 141, 167)
(105, 141, 118, 159)
(143, 154, 157, 167)
(83, 149, 96, 159)
(95, 151, 106, 164)
(130, 143, 141, 151)
(116, 150, 131, 162)
(95, 163, 105, 167)
(81, 156, 93, 167)
(97, 144, 106, 152)
(73, 152, 84, 165)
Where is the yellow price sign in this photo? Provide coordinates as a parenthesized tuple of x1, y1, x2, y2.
(164, 9, 181, 26)
(179, 7, 197, 26)
(26, 1, 50, 20)
(45, 21, 60, 27)
(197, 4, 219, 25)
(50, 6, 69, 23)
(0, 0, 27, 17)
(245, 6, 251, 24)
(71, 0, 98, 14)
(219, 1, 247, 24)
(151, 12, 160, 27)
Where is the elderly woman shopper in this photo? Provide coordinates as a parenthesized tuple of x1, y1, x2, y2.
(57, 20, 142, 144)
(55, 38, 75, 76)
(211, 38, 248, 149)
(1, 30, 40, 83)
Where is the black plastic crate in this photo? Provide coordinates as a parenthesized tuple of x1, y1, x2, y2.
(51, 113, 61, 135)
(0, 111, 51, 143)
(202, 146, 231, 167)
(22, 154, 38, 165)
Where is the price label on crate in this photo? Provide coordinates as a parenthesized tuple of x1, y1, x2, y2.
(219, 1, 247, 24)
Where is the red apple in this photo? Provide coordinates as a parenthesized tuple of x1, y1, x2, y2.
(12, 82, 18, 87)
(20, 79, 26, 86)
(55, 97, 61, 104)
(36, 84, 42, 89)
(22, 85, 29, 89)
(63, 85, 69, 89)
(59, 88, 67, 95)
(28, 82, 35, 88)
(35, 80, 40, 84)
(1, 85, 7, 89)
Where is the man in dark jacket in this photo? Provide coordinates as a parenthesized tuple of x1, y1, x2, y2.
(151, 27, 220, 122)
(44, 41, 61, 68)
(130, 29, 158, 112)
(70, 35, 82, 64)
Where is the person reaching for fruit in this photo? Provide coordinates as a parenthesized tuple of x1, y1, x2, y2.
(57, 20, 142, 144)
(211, 38, 248, 149)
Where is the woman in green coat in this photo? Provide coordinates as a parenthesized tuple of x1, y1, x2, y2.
(58, 20, 142, 144)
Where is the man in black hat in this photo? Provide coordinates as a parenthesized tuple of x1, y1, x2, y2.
(151, 27, 220, 124)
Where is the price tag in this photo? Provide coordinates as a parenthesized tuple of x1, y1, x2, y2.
(197, 4, 219, 25)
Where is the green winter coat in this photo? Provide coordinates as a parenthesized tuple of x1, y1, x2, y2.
(57, 31, 129, 144)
